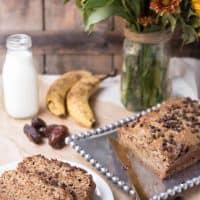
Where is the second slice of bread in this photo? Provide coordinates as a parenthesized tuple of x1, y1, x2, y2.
(18, 155, 95, 200)
(0, 170, 73, 200)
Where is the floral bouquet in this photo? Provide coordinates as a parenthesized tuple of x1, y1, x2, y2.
(65, 0, 200, 41)
(65, 0, 200, 111)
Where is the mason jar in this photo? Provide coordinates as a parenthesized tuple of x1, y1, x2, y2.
(121, 28, 172, 111)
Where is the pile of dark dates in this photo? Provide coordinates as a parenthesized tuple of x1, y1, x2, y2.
(23, 117, 69, 149)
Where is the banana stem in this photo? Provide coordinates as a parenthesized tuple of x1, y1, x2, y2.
(97, 68, 118, 81)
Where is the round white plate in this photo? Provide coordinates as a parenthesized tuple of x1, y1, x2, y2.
(0, 160, 114, 200)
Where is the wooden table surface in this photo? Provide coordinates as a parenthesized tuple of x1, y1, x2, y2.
(0, 75, 199, 200)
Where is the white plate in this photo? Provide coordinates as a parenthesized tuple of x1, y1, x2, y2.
(0, 160, 114, 200)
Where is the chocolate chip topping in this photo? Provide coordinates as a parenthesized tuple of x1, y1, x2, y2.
(160, 137, 177, 153)
(129, 116, 142, 128)
(144, 98, 198, 160)
(158, 113, 184, 132)
(156, 98, 200, 136)
(156, 98, 199, 161)
(126, 98, 199, 163)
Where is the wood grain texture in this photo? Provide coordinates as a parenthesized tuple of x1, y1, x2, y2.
(44, 0, 114, 74)
(45, 54, 112, 74)
(0, 31, 123, 55)
(0, 30, 198, 58)
(34, 55, 44, 74)
(45, 0, 83, 31)
(0, 0, 43, 31)
(114, 17, 125, 33)
(45, 0, 112, 32)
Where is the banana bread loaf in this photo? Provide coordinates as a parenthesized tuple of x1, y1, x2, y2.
(18, 155, 96, 200)
(118, 97, 200, 179)
(0, 170, 73, 200)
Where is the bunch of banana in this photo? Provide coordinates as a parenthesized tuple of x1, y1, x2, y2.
(46, 70, 116, 128)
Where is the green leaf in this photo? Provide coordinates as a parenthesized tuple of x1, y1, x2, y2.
(143, 24, 161, 33)
(76, 0, 82, 8)
(84, 5, 126, 30)
(84, 0, 114, 9)
(63, 0, 70, 3)
(187, 9, 196, 19)
(168, 14, 176, 32)
(161, 14, 169, 27)
(191, 17, 200, 29)
(182, 25, 197, 44)
(128, 0, 141, 17)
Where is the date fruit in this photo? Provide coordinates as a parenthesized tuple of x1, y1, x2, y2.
(46, 125, 68, 149)
(31, 117, 46, 129)
(38, 126, 47, 137)
(23, 117, 69, 149)
(31, 117, 47, 137)
(23, 124, 43, 144)
(44, 124, 57, 137)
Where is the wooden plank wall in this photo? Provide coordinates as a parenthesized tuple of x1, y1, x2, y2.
(0, 0, 44, 73)
(0, 0, 199, 74)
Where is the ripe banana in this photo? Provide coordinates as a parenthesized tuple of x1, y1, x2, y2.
(67, 75, 105, 128)
(46, 70, 91, 117)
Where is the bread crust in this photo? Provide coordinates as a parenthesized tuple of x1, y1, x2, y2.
(18, 155, 96, 200)
(118, 98, 200, 179)
(0, 170, 73, 200)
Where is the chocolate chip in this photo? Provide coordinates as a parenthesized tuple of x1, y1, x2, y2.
(122, 165, 128, 170)
(48, 178, 58, 186)
(183, 146, 189, 153)
(160, 144, 167, 151)
(168, 137, 176, 145)
(196, 135, 200, 140)
(191, 129, 198, 134)
(177, 144, 189, 154)
(167, 146, 173, 152)
(163, 139, 168, 144)
(177, 144, 184, 151)
(176, 152, 182, 160)
(131, 122, 136, 128)
(152, 134, 157, 139)
(162, 142, 167, 147)
(160, 133, 165, 137)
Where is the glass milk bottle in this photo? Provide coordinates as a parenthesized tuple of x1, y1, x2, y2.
(2, 34, 39, 119)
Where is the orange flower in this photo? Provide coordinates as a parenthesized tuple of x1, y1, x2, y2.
(138, 16, 155, 26)
(150, 0, 182, 15)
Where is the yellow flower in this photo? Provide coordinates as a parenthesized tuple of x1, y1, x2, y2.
(192, 0, 200, 16)
(161, 0, 171, 6)
(150, 0, 182, 16)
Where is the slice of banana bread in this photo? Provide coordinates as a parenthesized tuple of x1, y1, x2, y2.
(118, 97, 200, 179)
(18, 155, 95, 200)
(0, 170, 73, 200)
